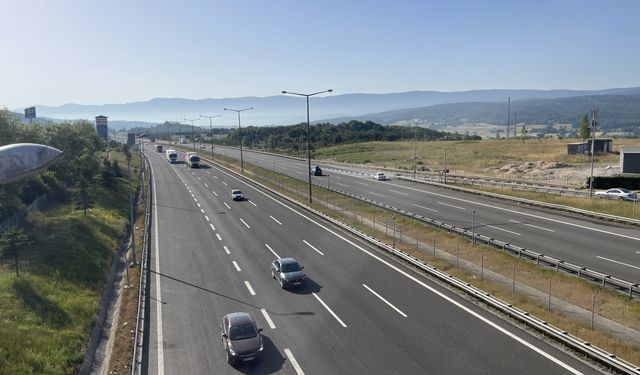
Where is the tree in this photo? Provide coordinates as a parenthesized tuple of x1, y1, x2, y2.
(74, 176, 94, 216)
(579, 115, 590, 140)
(0, 227, 32, 277)
(520, 125, 528, 143)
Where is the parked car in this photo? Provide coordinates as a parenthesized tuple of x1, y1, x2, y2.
(594, 188, 637, 200)
(220, 312, 263, 366)
(231, 189, 245, 201)
(373, 172, 388, 180)
(271, 258, 306, 288)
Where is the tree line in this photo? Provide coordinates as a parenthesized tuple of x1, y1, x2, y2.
(221, 120, 480, 151)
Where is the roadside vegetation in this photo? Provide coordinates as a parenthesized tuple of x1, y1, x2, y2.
(0, 110, 140, 374)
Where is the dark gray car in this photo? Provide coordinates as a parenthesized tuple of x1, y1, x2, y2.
(271, 257, 306, 288)
(220, 312, 263, 366)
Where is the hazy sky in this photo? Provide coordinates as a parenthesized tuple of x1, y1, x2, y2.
(2, 0, 639, 109)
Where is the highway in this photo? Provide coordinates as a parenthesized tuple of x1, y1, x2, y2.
(142, 146, 602, 374)
(210, 145, 640, 284)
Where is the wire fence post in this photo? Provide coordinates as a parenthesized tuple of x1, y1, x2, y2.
(591, 293, 596, 330)
(512, 263, 516, 293)
(548, 278, 552, 311)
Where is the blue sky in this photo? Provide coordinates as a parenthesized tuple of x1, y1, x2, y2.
(2, 0, 639, 109)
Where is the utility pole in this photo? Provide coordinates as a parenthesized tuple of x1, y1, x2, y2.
(506, 96, 511, 140)
(588, 109, 598, 198)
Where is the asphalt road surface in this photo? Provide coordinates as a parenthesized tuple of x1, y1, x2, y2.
(142, 147, 603, 374)
(207, 145, 640, 284)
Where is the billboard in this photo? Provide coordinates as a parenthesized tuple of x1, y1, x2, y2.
(24, 107, 36, 119)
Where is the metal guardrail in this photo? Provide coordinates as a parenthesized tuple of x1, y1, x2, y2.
(131, 154, 152, 374)
(264, 168, 640, 299)
(208, 157, 640, 375)
(397, 175, 640, 226)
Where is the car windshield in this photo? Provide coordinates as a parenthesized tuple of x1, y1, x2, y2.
(233, 190, 242, 195)
(617, 189, 631, 193)
(229, 323, 257, 340)
(281, 262, 301, 273)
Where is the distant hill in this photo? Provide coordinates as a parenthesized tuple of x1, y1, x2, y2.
(13, 87, 640, 127)
(323, 93, 640, 132)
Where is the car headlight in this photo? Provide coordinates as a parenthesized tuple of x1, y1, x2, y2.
(258, 343, 264, 352)
(228, 345, 237, 356)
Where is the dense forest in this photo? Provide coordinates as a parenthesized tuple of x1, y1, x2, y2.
(221, 120, 480, 151)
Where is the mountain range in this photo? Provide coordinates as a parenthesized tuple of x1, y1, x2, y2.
(14, 87, 640, 131)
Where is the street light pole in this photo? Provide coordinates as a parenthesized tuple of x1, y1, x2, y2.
(471, 209, 476, 245)
(281, 89, 333, 204)
(223, 107, 253, 173)
(200, 114, 222, 161)
(588, 109, 598, 198)
(413, 121, 418, 179)
(184, 118, 199, 152)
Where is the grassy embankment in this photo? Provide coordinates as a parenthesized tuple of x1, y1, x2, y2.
(209, 150, 640, 366)
(0, 149, 140, 374)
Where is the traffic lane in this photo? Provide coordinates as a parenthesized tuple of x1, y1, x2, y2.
(149, 154, 311, 374)
(177, 163, 373, 374)
(148, 158, 257, 374)
(328, 173, 640, 282)
(275, 223, 600, 375)
(189, 169, 600, 371)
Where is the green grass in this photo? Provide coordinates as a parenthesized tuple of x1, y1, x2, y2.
(0, 148, 136, 374)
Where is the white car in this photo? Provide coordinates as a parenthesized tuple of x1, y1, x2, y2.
(594, 188, 637, 200)
(373, 172, 388, 180)
(231, 189, 245, 201)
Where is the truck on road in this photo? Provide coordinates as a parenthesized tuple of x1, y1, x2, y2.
(166, 149, 177, 163)
(156, 144, 163, 153)
(186, 153, 200, 168)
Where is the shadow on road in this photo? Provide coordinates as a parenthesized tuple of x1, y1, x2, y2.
(149, 269, 314, 317)
(232, 335, 285, 374)
(286, 277, 322, 295)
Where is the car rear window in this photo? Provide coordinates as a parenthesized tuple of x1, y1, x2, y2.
(229, 323, 257, 340)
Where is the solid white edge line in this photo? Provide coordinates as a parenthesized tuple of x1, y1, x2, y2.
(596, 255, 640, 270)
(223, 245, 230, 254)
(209, 223, 216, 231)
(240, 218, 251, 228)
(232, 261, 241, 272)
(363, 284, 407, 317)
(265, 243, 280, 258)
(216, 233, 222, 241)
(244, 281, 256, 295)
(269, 215, 282, 225)
(312, 292, 347, 327)
(261, 308, 276, 329)
(150, 158, 164, 375)
(302, 240, 324, 255)
(284, 348, 305, 375)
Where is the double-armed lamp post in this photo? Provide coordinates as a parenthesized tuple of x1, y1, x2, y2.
(200, 114, 222, 160)
(281, 89, 333, 203)
(223, 107, 253, 173)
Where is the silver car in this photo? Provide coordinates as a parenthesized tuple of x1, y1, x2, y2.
(594, 188, 637, 200)
(220, 312, 263, 366)
(271, 258, 306, 288)
(231, 189, 245, 201)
